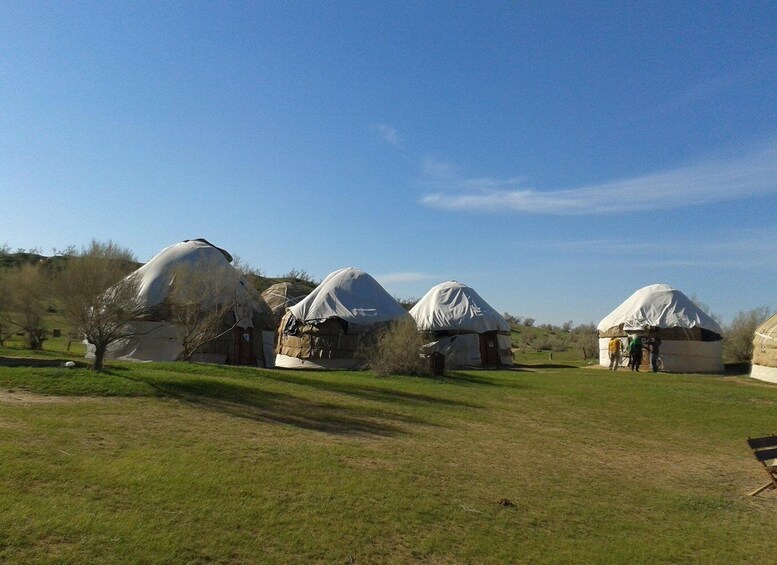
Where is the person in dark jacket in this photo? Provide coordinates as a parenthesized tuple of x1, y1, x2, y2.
(648, 335, 662, 372)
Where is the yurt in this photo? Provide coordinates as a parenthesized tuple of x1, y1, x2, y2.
(751, 313, 777, 383)
(597, 284, 724, 372)
(88, 239, 276, 366)
(261, 281, 312, 329)
(275, 267, 411, 369)
(410, 281, 513, 368)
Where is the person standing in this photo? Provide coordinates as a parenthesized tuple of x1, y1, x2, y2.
(649, 335, 662, 372)
(630, 336, 644, 371)
(608, 337, 622, 370)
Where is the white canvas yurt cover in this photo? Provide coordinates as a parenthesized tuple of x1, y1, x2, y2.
(751, 313, 777, 383)
(410, 281, 513, 368)
(88, 239, 275, 366)
(275, 267, 411, 369)
(597, 283, 724, 372)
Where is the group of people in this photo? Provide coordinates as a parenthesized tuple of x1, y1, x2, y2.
(608, 334, 662, 372)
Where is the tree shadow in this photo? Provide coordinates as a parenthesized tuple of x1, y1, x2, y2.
(440, 371, 528, 388)
(256, 369, 482, 409)
(117, 371, 429, 438)
(0, 356, 88, 368)
(514, 363, 579, 369)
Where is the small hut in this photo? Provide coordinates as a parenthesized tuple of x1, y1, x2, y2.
(410, 281, 512, 368)
(597, 284, 724, 372)
(275, 267, 410, 369)
(88, 239, 275, 366)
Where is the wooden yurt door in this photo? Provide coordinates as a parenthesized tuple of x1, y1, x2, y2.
(233, 327, 256, 365)
(479, 331, 500, 366)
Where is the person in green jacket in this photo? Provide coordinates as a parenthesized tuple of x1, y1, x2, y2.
(629, 336, 644, 371)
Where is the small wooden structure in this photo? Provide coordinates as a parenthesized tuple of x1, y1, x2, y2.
(746, 434, 777, 496)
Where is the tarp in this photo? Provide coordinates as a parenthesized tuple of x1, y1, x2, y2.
(597, 284, 723, 337)
(289, 267, 410, 327)
(410, 281, 510, 333)
(132, 239, 269, 330)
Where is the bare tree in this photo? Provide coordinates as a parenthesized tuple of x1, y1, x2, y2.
(503, 312, 521, 326)
(3, 264, 49, 349)
(231, 255, 265, 278)
(689, 293, 723, 326)
(283, 268, 317, 285)
(56, 240, 144, 372)
(724, 307, 773, 363)
(394, 295, 419, 311)
(166, 259, 243, 362)
(0, 270, 17, 345)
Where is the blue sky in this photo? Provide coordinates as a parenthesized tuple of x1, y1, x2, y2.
(2, 2, 776, 325)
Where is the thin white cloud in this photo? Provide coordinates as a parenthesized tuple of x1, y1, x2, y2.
(375, 272, 434, 285)
(421, 141, 777, 215)
(421, 156, 458, 180)
(372, 123, 402, 148)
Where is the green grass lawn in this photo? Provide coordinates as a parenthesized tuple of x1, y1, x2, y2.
(2, 359, 777, 563)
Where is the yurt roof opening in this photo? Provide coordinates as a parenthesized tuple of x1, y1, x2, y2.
(410, 281, 513, 368)
(275, 267, 411, 369)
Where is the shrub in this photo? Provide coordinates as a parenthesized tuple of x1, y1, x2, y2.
(724, 307, 772, 362)
(503, 312, 521, 325)
(364, 319, 430, 377)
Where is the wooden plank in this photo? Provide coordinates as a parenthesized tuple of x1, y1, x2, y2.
(752, 447, 777, 462)
(749, 482, 776, 496)
(747, 435, 777, 449)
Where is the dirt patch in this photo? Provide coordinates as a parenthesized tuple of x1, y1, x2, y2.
(0, 389, 98, 404)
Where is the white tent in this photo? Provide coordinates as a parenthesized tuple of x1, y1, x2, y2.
(410, 281, 513, 368)
(275, 267, 411, 369)
(88, 239, 275, 366)
(597, 283, 724, 372)
(751, 313, 777, 383)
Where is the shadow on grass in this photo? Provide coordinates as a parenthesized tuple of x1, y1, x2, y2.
(258, 370, 482, 408)
(440, 371, 527, 388)
(514, 363, 579, 370)
(115, 370, 428, 437)
(0, 356, 89, 368)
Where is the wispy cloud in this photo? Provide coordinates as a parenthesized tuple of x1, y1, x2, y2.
(655, 57, 773, 118)
(421, 141, 777, 215)
(372, 123, 403, 148)
(421, 156, 458, 180)
(375, 271, 434, 285)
